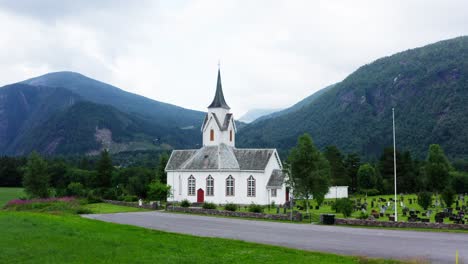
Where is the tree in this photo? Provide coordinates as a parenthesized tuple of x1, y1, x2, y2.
(147, 181, 171, 201)
(357, 163, 377, 191)
(441, 187, 456, 208)
(0, 156, 25, 187)
(344, 153, 360, 193)
(96, 150, 113, 188)
(156, 153, 169, 184)
(23, 152, 50, 198)
(398, 151, 417, 193)
(417, 192, 433, 210)
(378, 147, 401, 194)
(324, 146, 348, 186)
(288, 134, 331, 213)
(425, 144, 451, 193)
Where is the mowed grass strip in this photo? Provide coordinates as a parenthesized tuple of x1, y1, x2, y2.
(0, 187, 25, 207)
(0, 212, 402, 264)
(83, 202, 149, 214)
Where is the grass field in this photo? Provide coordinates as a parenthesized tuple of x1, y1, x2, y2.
(0, 212, 402, 264)
(0, 187, 25, 207)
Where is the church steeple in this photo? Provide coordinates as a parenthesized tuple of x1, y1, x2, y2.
(208, 69, 230, 110)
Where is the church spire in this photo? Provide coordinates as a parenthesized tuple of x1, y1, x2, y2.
(208, 68, 230, 110)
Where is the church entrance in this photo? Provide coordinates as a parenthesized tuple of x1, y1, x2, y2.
(197, 188, 204, 203)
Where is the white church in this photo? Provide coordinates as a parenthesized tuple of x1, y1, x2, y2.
(165, 69, 289, 205)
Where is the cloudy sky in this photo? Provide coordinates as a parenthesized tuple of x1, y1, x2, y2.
(0, 0, 467, 116)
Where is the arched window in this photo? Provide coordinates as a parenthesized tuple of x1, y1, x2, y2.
(206, 175, 214, 196)
(210, 129, 215, 141)
(247, 175, 256, 197)
(229, 130, 233, 142)
(226, 175, 235, 196)
(188, 175, 195, 196)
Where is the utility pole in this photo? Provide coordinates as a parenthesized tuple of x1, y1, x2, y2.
(392, 108, 398, 222)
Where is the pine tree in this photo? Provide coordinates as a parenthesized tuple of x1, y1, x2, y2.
(344, 153, 360, 193)
(324, 146, 348, 186)
(425, 144, 451, 193)
(96, 150, 113, 188)
(155, 152, 169, 184)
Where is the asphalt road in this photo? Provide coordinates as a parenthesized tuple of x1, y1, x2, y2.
(83, 211, 467, 263)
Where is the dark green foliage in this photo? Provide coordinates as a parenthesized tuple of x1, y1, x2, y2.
(156, 153, 169, 184)
(324, 146, 348, 186)
(180, 199, 190, 207)
(202, 202, 217, 209)
(333, 198, 354, 218)
(0, 156, 25, 187)
(114, 167, 154, 198)
(425, 144, 452, 192)
(451, 171, 468, 194)
(23, 152, 50, 198)
(123, 195, 138, 202)
(344, 153, 360, 193)
(147, 181, 171, 201)
(224, 203, 237, 211)
(96, 150, 113, 188)
(237, 36, 468, 161)
(66, 182, 85, 197)
(441, 187, 456, 208)
(288, 134, 331, 213)
(357, 164, 377, 191)
(418, 192, 433, 210)
(248, 203, 264, 213)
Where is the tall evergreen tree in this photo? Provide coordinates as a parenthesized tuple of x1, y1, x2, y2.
(23, 152, 50, 198)
(425, 144, 451, 193)
(288, 133, 331, 213)
(378, 147, 401, 194)
(324, 146, 348, 186)
(156, 152, 169, 184)
(96, 150, 113, 188)
(344, 153, 360, 193)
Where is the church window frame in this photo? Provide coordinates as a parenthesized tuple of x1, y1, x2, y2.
(247, 175, 256, 197)
(229, 130, 233, 142)
(188, 175, 196, 196)
(206, 175, 214, 196)
(226, 175, 235, 196)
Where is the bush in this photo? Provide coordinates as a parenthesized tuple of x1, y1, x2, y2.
(86, 192, 102, 204)
(358, 188, 380, 196)
(224, 203, 237, 211)
(418, 192, 433, 210)
(180, 199, 191, 207)
(202, 202, 217, 209)
(248, 203, 263, 213)
(75, 208, 93, 214)
(147, 181, 171, 201)
(333, 198, 354, 218)
(358, 211, 369, 219)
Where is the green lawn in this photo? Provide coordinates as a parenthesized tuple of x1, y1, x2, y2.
(0, 187, 25, 207)
(83, 203, 149, 214)
(0, 212, 402, 264)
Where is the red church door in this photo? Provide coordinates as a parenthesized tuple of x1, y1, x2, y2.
(197, 188, 204, 203)
(286, 187, 290, 202)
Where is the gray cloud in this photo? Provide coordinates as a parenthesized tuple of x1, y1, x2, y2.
(0, 0, 467, 116)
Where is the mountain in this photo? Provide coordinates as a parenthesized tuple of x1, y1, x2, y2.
(253, 84, 336, 123)
(22, 72, 204, 127)
(0, 72, 204, 156)
(238, 108, 283, 123)
(237, 36, 468, 160)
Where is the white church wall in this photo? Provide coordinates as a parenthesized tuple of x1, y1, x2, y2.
(202, 113, 234, 147)
(324, 186, 349, 199)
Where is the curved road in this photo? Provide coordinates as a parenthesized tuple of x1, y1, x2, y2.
(83, 211, 467, 263)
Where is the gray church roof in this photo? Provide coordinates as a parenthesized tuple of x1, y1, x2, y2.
(201, 113, 233, 132)
(208, 69, 230, 109)
(267, 169, 286, 188)
(166, 144, 276, 171)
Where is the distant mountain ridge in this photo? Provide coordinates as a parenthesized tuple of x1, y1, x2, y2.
(0, 72, 204, 155)
(237, 36, 468, 160)
(238, 108, 283, 123)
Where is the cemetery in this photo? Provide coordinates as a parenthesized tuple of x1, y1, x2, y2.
(164, 193, 468, 229)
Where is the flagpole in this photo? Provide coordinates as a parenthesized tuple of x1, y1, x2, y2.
(393, 108, 398, 222)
